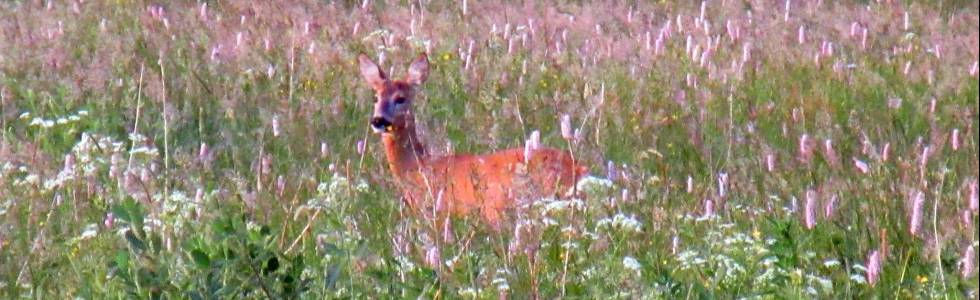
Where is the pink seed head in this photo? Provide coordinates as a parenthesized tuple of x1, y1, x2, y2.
(824, 195, 837, 219)
(881, 143, 891, 162)
(356, 140, 366, 155)
(804, 189, 817, 229)
(799, 134, 812, 164)
(853, 157, 870, 174)
(962, 245, 976, 279)
(909, 190, 925, 236)
(704, 199, 714, 217)
(424, 245, 441, 269)
(64, 154, 75, 171)
(560, 114, 573, 140)
(951, 129, 960, 151)
(969, 181, 978, 213)
(867, 249, 882, 286)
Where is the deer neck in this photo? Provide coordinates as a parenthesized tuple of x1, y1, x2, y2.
(381, 118, 428, 178)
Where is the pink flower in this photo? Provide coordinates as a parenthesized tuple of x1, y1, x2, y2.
(969, 180, 978, 213)
(104, 212, 115, 230)
(704, 199, 714, 217)
(881, 143, 891, 162)
(798, 134, 813, 164)
(356, 140, 366, 155)
(796, 25, 806, 45)
(824, 195, 837, 219)
(560, 114, 573, 140)
(823, 139, 839, 167)
(605, 161, 618, 181)
(717, 173, 728, 198)
(950, 129, 960, 151)
(909, 190, 925, 236)
(961, 245, 976, 279)
(63, 154, 75, 172)
(867, 249, 882, 286)
(804, 189, 817, 229)
(424, 245, 441, 269)
(853, 157, 870, 174)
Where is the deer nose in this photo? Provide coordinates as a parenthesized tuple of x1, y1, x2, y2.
(370, 117, 393, 132)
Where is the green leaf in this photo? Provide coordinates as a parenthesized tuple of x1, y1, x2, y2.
(114, 250, 130, 269)
(190, 249, 211, 268)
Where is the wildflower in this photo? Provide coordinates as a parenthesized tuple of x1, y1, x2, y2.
(717, 172, 728, 198)
(804, 189, 817, 229)
(823, 139, 838, 167)
(824, 195, 837, 219)
(909, 190, 925, 236)
(861, 28, 869, 49)
(704, 199, 715, 217)
(962, 245, 976, 279)
(560, 114, 573, 140)
(970, 181, 978, 213)
(887, 98, 903, 110)
(596, 213, 643, 233)
(799, 134, 812, 164)
(605, 160, 617, 181)
(797, 25, 806, 45)
(104, 212, 115, 230)
(199, 142, 209, 161)
(951, 129, 960, 151)
(423, 245, 441, 269)
(63, 154, 75, 172)
(79, 224, 99, 240)
(765, 153, 776, 173)
(623, 256, 642, 275)
(272, 115, 280, 137)
(852, 157, 870, 174)
(916, 275, 928, 283)
(880, 142, 891, 162)
(356, 140, 366, 155)
(575, 175, 613, 196)
(866, 249, 881, 286)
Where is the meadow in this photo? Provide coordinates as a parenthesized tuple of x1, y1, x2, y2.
(0, 0, 978, 298)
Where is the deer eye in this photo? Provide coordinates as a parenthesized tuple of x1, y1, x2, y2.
(394, 97, 407, 105)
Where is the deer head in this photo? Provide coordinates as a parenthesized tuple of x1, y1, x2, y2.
(358, 53, 430, 134)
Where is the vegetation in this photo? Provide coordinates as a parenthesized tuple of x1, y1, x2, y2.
(0, 0, 977, 298)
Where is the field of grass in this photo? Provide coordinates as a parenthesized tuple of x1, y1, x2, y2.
(0, 0, 978, 298)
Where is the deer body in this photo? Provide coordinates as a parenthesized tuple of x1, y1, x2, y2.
(360, 53, 586, 225)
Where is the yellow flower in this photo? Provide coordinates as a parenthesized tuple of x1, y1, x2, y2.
(442, 53, 452, 61)
(916, 275, 928, 283)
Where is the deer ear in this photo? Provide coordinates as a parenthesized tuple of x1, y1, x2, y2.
(358, 54, 387, 90)
(407, 53, 429, 85)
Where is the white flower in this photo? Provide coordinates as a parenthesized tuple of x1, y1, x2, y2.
(79, 224, 99, 240)
(623, 256, 642, 274)
(575, 175, 614, 196)
(595, 213, 643, 233)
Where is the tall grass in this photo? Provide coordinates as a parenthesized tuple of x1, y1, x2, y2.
(1, 0, 977, 298)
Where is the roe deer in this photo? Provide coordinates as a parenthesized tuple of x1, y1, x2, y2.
(358, 53, 587, 226)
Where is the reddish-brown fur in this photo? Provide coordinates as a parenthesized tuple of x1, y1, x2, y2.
(359, 53, 587, 226)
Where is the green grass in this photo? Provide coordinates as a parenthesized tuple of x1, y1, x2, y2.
(1, 0, 978, 298)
